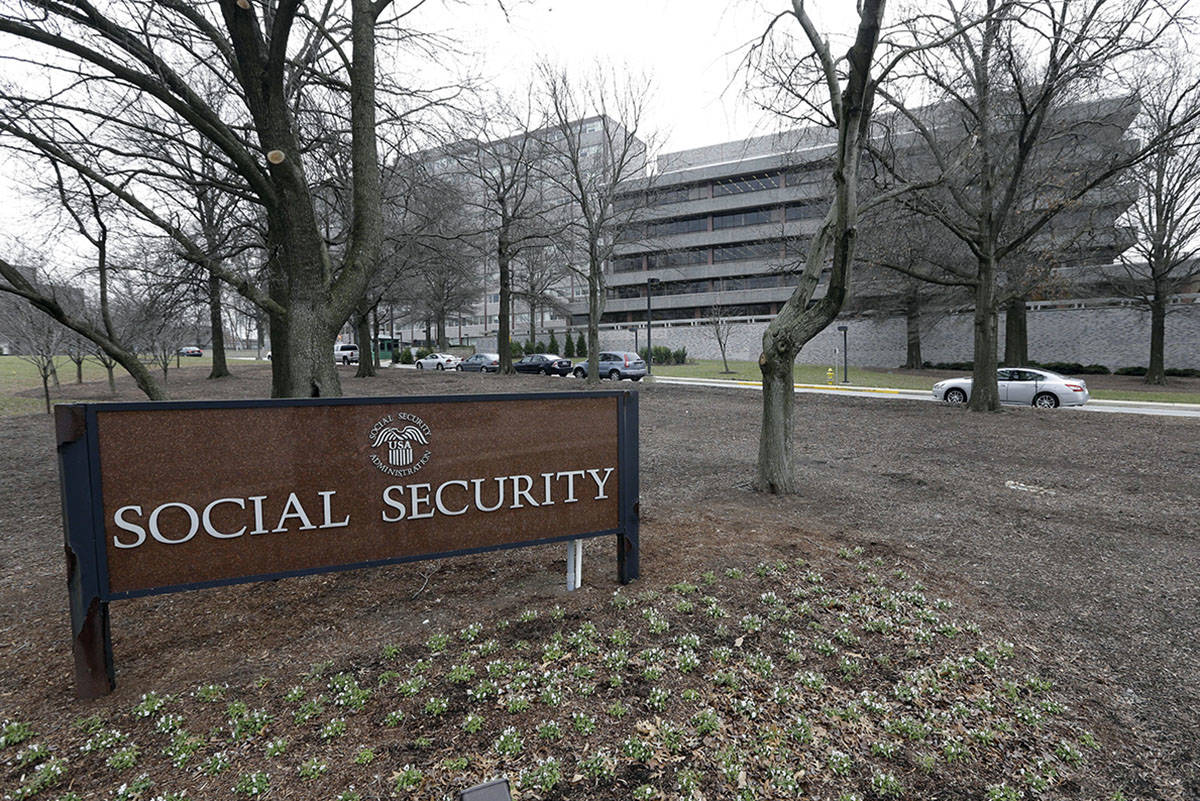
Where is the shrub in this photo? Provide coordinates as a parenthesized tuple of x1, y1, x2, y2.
(931, 361, 973, 371)
(1115, 366, 1147, 376)
(398, 348, 413, 364)
(548, 332, 560, 355)
(390, 347, 400, 364)
(535, 340, 547, 354)
(576, 333, 587, 359)
(672, 347, 687, 365)
(564, 333, 575, 358)
(1027, 360, 1109, 375)
(1166, 367, 1200, 377)
(415, 347, 431, 359)
(523, 340, 537, 355)
(510, 341, 524, 359)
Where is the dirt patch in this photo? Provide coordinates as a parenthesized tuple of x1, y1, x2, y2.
(1, 364, 1197, 798)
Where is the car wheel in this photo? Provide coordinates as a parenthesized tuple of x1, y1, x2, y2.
(540, 367, 549, 375)
(608, 369, 621, 381)
(416, 362, 423, 369)
(342, 356, 349, 365)
(455, 365, 462, 371)
(436, 363, 444, 370)
(1034, 392, 1060, 409)
(945, 388, 967, 404)
(573, 367, 585, 379)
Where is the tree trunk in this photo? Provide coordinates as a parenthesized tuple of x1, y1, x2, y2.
(354, 300, 375, 378)
(437, 315, 448, 350)
(263, 206, 344, 398)
(267, 300, 341, 398)
(1146, 294, 1167, 385)
(969, 261, 1001, 411)
(586, 257, 603, 385)
(106, 364, 115, 393)
(75, 358, 84, 383)
(904, 293, 922, 369)
(41, 370, 51, 414)
(372, 308, 381, 369)
(1003, 296, 1028, 367)
(256, 311, 265, 360)
(50, 361, 60, 389)
(756, 348, 797, 493)
(208, 270, 231, 379)
(498, 232, 514, 374)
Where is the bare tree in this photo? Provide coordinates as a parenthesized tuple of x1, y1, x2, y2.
(453, 99, 556, 373)
(706, 303, 738, 374)
(513, 244, 571, 344)
(1111, 51, 1200, 383)
(540, 65, 654, 385)
(0, 270, 67, 412)
(873, 0, 1192, 410)
(0, 1, 468, 398)
(855, 202, 972, 368)
(745, 1, 890, 493)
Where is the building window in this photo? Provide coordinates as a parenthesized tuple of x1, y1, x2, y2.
(784, 158, 835, 185)
(647, 248, 708, 269)
(713, 172, 781, 197)
(785, 201, 825, 221)
(712, 241, 783, 262)
(712, 206, 781, 230)
(612, 256, 645, 273)
(647, 184, 709, 206)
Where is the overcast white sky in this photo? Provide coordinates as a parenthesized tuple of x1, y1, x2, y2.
(1, 2, 865, 249)
(415, 0, 863, 155)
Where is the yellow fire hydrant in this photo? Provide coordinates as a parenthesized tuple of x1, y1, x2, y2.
(826, 367, 835, 384)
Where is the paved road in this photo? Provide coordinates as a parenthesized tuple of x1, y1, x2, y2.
(651, 375, 1200, 419)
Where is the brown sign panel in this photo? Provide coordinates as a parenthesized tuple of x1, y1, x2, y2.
(58, 392, 639, 698)
(88, 395, 623, 596)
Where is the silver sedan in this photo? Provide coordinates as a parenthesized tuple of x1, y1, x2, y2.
(932, 368, 1090, 408)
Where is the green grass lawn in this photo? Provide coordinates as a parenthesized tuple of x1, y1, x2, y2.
(652, 359, 1200, 404)
(0, 354, 217, 416)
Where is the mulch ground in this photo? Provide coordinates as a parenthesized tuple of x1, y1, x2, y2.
(1, 363, 1196, 799)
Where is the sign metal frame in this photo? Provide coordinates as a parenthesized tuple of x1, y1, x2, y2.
(57, 390, 640, 698)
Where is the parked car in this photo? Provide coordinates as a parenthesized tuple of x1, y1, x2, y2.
(415, 352, 461, 370)
(457, 352, 500, 373)
(932, 368, 1090, 408)
(572, 351, 647, 381)
(334, 343, 359, 365)
(514, 354, 572, 376)
(177, 346, 203, 357)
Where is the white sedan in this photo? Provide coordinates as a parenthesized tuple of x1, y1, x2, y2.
(932, 368, 1090, 408)
(414, 352, 461, 370)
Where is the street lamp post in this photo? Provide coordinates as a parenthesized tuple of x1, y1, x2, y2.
(837, 324, 849, 384)
(646, 277, 660, 374)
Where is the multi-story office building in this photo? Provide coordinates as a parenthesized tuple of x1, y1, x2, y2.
(589, 97, 1137, 329)
(584, 127, 834, 327)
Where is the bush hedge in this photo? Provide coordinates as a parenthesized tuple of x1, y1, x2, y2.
(638, 345, 687, 365)
(399, 348, 413, 365)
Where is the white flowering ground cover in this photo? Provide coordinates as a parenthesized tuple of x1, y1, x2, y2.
(2, 554, 1122, 801)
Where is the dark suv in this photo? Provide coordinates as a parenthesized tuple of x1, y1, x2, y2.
(572, 351, 647, 381)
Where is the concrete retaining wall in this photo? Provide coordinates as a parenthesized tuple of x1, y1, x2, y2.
(501, 300, 1200, 369)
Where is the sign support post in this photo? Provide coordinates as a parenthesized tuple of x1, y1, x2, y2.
(57, 406, 115, 699)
